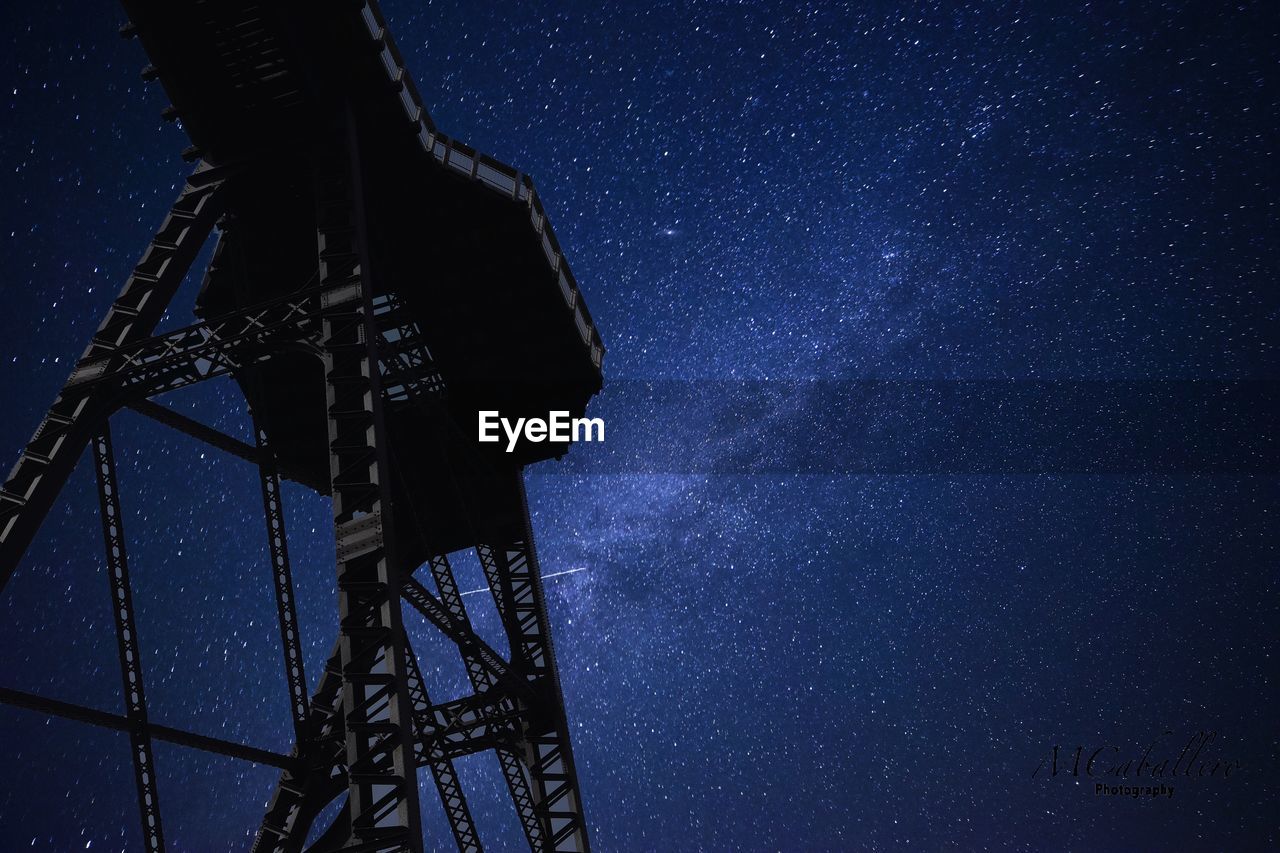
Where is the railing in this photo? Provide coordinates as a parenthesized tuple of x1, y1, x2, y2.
(359, 0, 606, 373)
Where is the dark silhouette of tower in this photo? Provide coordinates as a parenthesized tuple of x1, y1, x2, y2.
(0, 2, 603, 850)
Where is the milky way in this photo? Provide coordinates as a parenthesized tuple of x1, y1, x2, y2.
(0, 2, 1275, 850)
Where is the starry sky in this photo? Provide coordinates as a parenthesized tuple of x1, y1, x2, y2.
(0, 1, 1277, 850)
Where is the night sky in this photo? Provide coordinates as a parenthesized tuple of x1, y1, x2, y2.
(1, 1, 1277, 851)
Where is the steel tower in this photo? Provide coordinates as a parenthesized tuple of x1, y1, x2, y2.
(0, 2, 604, 850)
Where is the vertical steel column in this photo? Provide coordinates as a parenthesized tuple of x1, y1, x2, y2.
(92, 425, 165, 853)
(253, 415, 310, 746)
(315, 106, 423, 852)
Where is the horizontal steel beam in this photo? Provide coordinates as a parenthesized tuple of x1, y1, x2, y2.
(0, 685, 294, 770)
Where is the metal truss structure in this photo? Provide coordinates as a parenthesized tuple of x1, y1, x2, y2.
(0, 3, 602, 851)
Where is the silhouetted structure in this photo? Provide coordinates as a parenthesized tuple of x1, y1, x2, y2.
(0, 2, 603, 850)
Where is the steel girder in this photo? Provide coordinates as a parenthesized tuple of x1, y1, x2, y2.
(66, 285, 325, 400)
(478, 498, 590, 853)
(255, 414, 312, 746)
(92, 426, 166, 852)
(0, 164, 227, 587)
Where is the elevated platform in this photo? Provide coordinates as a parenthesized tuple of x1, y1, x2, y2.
(119, 0, 605, 556)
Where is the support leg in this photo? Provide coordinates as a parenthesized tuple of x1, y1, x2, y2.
(433, 551, 546, 850)
(479, 475, 590, 852)
(316, 111, 423, 851)
(254, 413, 310, 745)
(92, 425, 165, 853)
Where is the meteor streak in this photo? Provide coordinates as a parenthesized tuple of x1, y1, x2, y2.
(459, 566, 589, 597)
